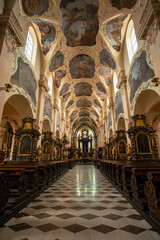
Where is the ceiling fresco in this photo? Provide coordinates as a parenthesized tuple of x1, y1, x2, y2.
(55, 70, 66, 88)
(69, 54, 95, 78)
(100, 49, 116, 69)
(76, 98, 92, 108)
(96, 91, 105, 101)
(49, 51, 64, 72)
(34, 20, 56, 55)
(74, 82, 92, 97)
(70, 110, 78, 121)
(106, 14, 127, 51)
(110, 0, 137, 10)
(60, 83, 70, 96)
(66, 100, 74, 109)
(94, 99, 102, 109)
(91, 110, 99, 119)
(79, 111, 90, 117)
(80, 118, 89, 122)
(99, 68, 111, 86)
(22, 0, 49, 16)
(96, 82, 106, 94)
(60, 0, 99, 47)
(63, 92, 71, 102)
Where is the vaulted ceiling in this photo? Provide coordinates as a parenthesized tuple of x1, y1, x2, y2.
(20, 0, 139, 132)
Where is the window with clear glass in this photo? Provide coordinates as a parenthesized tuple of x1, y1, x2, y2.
(25, 31, 33, 61)
(48, 76, 53, 95)
(113, 72, 118, 94)
(131, 27, 138, 56)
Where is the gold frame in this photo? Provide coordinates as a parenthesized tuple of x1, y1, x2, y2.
(18, 134, 32, 156)
(118, 140, 126, 154)
(135, 131, 152, 154)
(42, 141, 51, 155)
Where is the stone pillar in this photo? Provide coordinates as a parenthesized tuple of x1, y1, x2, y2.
(104, 111, 108, 143)
(60, 99, 65, 138)
(117, 70, 131, 142)
(52, 99, 59, 137)
(36, 75, 49, 145)
(108, 97, 116, 135)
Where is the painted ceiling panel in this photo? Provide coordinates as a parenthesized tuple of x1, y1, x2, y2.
(76, 98, 92, 108)
(70, 54, 95, 78)
(94, 99, 102, 109)
(63, 92, 71, 102)
(70, 110, 78, 119)
(106, 14, 127, 51)
(60, 0, 99, 47)
(96, 91, 105, 101)
(110, 0, 137, 10)
(96, 82, 106, 94)
(74, 82, 92, 96)
(34, 20, 56, 55)
(79, 110, 90, 117)
(22, 0, 49, 16)
(99, 68, 111, 86)
(80, 118, 89, 122)
(100, 49, 116, 69)
(91, 110, 99, 118)
(49, 51, 64, 72)
(55, 70, 66, 88)
(66, 100, 74, 109)
(60, 83, 70, 96)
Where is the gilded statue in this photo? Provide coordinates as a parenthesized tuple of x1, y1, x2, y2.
(36, 146, 41, 161)
(112, 146, 115, 159)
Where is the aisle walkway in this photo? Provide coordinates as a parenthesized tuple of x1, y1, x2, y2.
(0, 165, 159, 240)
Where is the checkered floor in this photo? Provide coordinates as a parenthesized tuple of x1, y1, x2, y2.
(0, 165, 159, 240)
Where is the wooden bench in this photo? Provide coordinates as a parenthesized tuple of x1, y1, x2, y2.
(0, 172, 9, 216)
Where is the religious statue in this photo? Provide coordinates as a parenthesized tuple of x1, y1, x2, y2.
(112, 146, 115, 159)
(127, 144, 132, 160)
(36, 146, 41, 161)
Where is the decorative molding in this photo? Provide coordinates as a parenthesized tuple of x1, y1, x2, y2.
(138, 0, 160, 43)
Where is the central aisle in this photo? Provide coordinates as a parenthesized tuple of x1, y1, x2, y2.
(0, 165, 159, 240)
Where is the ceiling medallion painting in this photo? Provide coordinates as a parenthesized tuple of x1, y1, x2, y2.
(80, 118, 89, 122)
(100, 49, 116, 69)
(49, 51, 64, 72)
(91, 110, 99, 118)
(110, 0, 137, 10)
(76, 98, 91, 108)
(94, 99, 102, 109)
(74, 82, 92, 97)
(96, 91, 105, 101)
(96, 82, 106, 94)
(60, 83, 70, 96)
(99, 68, 111, 86)
(60, 0, 99, 47)
(106, 14, 127, 51)
(69, 54, 95, 78)
(70, 110, 78, 121)
(79, 111, 90, 117)
(22, 0, 49, 16)
(66, 100, 74, 109)
(63, 92, 71, 102)
(33, 20, 56, 55)
(55, 70, 66, 88)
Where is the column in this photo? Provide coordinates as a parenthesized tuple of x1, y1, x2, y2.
(117, 70, 131, 142)
(108, 97, 116, 135)
(36, 75, 49, 145)
(52, 99, 59, 137)
(60, 99, 65, 138)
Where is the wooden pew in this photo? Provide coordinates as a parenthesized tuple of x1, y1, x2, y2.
(0, 167, 27, 208)
(144, 170, 160, 226)
(0, 172, 9, 216)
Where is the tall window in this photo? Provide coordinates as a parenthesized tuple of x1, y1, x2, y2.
(131, 27, 138, 56)
(48, 76, 53, 95)
(113, 72, 118, 94)
(126, 20, 138, 63)
(25, 31, 33, 61)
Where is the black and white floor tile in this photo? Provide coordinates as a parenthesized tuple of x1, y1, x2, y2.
(0, 165, 159, 240)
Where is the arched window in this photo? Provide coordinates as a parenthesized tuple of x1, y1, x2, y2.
(113, 72, 118, 94)
(25, 30, 33, 61)
(48, 75, 53, 96)
(126, 20, 138, 63)
(25, 27, 37, 65)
